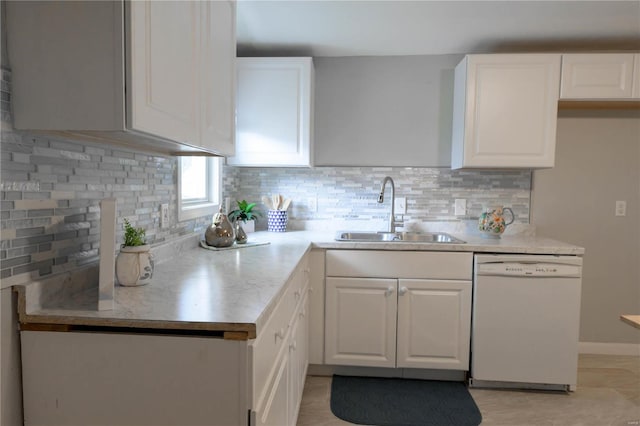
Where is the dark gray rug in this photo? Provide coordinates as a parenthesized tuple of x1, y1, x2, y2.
(330, 375, 482, 426)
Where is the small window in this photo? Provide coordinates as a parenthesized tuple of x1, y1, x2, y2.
(178, 157, 221, 221)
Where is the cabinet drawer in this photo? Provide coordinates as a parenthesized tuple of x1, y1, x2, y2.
(251, 285, 296, 409)
(251, 254, 309, 409)
(288, 256, 310, 313)
(326, 250, 472, 280)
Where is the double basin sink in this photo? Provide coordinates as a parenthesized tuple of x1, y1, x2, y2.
(335, 231, 466, 244)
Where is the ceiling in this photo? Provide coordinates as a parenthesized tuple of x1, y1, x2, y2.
(236, 0, 640, 57)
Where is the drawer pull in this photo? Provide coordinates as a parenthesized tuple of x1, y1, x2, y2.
(290, 341, 297, 351)
(399, 286, 408, 296)
(275, 328, 285, 340)
(385, 286, 395, 296)
(294, 290, 301, 299)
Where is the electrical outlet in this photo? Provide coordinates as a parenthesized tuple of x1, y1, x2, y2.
(307, 197, 317, 212)
(454, 199, 466, 216)
(160, 203, 169, 228)
(394, 197, 407, 214)
(615, 200, 626, 217)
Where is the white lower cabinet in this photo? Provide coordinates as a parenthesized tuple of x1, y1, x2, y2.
(326, 277, 398, 367)
(324, 250, 472, 371)
(20, 255, 310, 426)
(251, 256, 310, 426)
(396, 279, 471, 370)
(253, 292, 309, 426)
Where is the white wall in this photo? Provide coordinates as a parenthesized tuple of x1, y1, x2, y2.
(532, 111, 640, 345)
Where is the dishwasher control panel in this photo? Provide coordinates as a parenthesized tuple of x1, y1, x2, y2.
(475, 255, 582, 278)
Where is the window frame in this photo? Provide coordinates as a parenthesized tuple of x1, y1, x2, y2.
(177, 156, 221, 222)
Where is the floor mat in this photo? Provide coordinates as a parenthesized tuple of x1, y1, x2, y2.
(330, 375, 482, 426)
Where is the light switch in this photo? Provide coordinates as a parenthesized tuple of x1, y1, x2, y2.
(454, 199, 466, 216)
(395, 197, 407, 214)
(615, 200, 626, 216)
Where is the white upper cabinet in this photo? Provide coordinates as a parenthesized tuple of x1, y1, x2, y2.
(6, 0, 235, 156)
(451, 54, 561, 169)
(560, 53, 637, 100)
(228, 58, 314, 167)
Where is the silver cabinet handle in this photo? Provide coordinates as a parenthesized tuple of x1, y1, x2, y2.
(385, 286, 395, 296)
(399, 286, 408, 296)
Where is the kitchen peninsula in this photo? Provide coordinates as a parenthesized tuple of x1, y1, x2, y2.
(15, 230, 583, 426)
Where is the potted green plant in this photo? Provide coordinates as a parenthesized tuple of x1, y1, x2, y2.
(228, 200, 261, 243)
(115, 218, 153, 286)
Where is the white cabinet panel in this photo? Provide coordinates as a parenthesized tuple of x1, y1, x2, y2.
(325, 277, 397, 367)
(200, 0, 236, 154)
(324, 250, 473, 371)
(308, 250, 325, 365)
(326, 250, 472, 280)
(560, 53, 635, 99)
(229, 58, 314, 166)
(452, 54, 560, 169)
(21, 331, 248, 426)
(251, 254, 309, 426)
(397, 279, 471, 370)
(7, 0, 235, 155)
(128, 1, 200, 145)
(255, 347, 290, 426)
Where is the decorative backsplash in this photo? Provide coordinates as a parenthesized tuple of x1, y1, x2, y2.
(223, 166, 531, 231)
(0, 69, 210, 285)
(1, 66, 530, 285)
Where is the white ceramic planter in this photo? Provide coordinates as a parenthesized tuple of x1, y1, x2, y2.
(115, 245, 154, 286)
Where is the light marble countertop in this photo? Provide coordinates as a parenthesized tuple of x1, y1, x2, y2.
(16, 230, 584, 338)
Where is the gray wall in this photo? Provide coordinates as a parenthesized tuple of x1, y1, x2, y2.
(532, 111, 640, 345)
(314, 55, 462, 167)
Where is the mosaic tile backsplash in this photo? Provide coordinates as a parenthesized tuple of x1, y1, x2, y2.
(223, 166, 531, 231)
(1, 67, 531, 285)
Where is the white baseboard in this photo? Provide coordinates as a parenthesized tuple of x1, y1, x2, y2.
(579, 341, 640, 356)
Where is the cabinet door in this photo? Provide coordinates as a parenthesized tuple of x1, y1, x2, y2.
(255, 346, 290, 426)
(325, 277, 397, 367)
(128, 1, 200, 146)
(229, 58, 314, 167)
(396, 279, 471, 370)
(452, 54, 560, 169)
(287, 294, 308, 426)
(200, 0, 235, 155)
(308, 250, 325, 365)
(560, 53, 635, 99)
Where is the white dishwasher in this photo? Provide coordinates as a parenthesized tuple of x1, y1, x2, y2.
(471, 254, 582, 391)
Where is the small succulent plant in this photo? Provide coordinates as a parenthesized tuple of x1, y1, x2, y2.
(228, 200, 261, 224)
(123, 218, 146, 247)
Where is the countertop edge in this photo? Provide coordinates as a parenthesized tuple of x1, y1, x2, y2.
(15, 231, 585, 337)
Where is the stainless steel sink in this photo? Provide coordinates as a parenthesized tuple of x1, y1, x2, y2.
(335, 231, 465, 244)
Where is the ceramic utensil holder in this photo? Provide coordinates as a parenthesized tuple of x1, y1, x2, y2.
(267, 210, 288, 232)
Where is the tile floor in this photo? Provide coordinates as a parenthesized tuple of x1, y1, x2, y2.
(297, 355, 640, 426)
